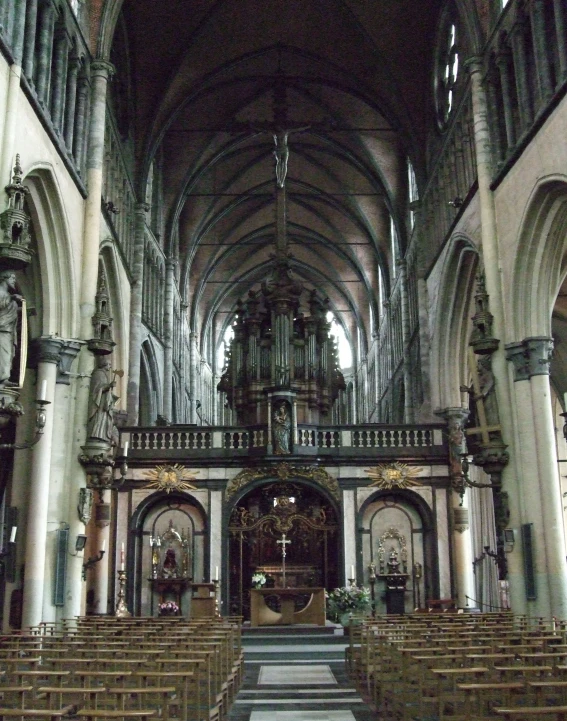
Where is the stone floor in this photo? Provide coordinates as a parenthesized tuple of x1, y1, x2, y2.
(228, 626, 377, 721)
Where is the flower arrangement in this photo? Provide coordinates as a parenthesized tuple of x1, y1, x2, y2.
(251, 572, 267, 589)
(158, 600, 179, 616)
(326, 585, 371, 623)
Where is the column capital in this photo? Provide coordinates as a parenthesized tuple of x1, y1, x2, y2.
(505, 341, 530, 381)
(464, 55, 484, 76)
(57, 339, 85, 384)
(90, 59, 115, 80)
(135, 202, 150, 214)
(506, 336, 553, 379)
(29, 336, 65, 366)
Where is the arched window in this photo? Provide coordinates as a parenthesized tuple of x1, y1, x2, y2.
(217, 323, 234, 371)
(435, 17, 459, 128)
(390, 216, 398, 279)
(408, 159, 419, 230)
(326, 311, 352, 369)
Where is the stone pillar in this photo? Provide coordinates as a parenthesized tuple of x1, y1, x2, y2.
(63, 54, 80, 151)
(126, 203, 149, 425)
(34, 0, 55, 107)
(510, 17, 533, 132)
(49, 23, 69, 130)
(23, 0, 39, 82)
(453, 504, 474, 608)
(189, 332, 198, 424)
(397, 259, 414, 423)
(495, 50, 516, 151)
(162, 259, 176, 422)
(92, 489, 111, 614)
(209, 490, 222, 587)
(506, 337, 567, 617)
(0, 0, 26, 203)
(72, 69, 89, 170)
(21, 337, 64, 629)
(530, 0, 554, 106)
(553, 0, 567, 81)
(526, 338, 567, 617)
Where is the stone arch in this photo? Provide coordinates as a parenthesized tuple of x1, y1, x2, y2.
(129, 490, 208, 615)
(24, 165, 78, 338)
(510, 177, 567, 340)
(430, 233, 479, 410)
(358, 488, 438, 612)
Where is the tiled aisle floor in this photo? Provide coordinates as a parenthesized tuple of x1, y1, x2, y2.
(229, 662, 377, 721)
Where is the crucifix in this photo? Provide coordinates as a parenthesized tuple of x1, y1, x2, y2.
(276, 533, 291, 587)
(463, 347, 501, 444)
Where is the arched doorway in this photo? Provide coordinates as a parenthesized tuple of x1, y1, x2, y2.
(130, 493, 207, 616)
(359, 490, 437, 614)
(227, 481, 340, 619)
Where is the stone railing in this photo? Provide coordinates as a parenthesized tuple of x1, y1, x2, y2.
(121, 423, 447, 461)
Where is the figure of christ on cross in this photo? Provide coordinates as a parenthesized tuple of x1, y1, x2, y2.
(276, 533, 291, 587)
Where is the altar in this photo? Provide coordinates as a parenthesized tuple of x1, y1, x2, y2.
(250, 587, 326, 626)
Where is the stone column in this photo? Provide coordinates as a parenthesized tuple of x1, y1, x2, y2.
(126, 203, 149, 424)
(189, 332, 198, 424)
(0, 0, 26, 202)
(92, 489, 111, 614)
(453, 504, 475, 609)
(21, 337, 64, 629)
(162, 259, 176, 422)
(72, 69, 89, 170)
(510, 17, 533, 132)
(495, 49, 516, 151)
(209, 490, 222, 586)
(23, 0, 39, 83)
(63, 54, 80, 151)
(530, 0, 554, 106)
(397, 259, 414, 423)
(552, 0, 567, 81)
(34, 0, 55, 108)
(49, 23, 69, 131)
(526, 338, 567, 618)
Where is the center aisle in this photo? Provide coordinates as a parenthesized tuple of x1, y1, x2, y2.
(228, 625, 377, 721)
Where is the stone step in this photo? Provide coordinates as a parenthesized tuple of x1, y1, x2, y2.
(242, 632, 345, 646)
(242, 623, 339, 636)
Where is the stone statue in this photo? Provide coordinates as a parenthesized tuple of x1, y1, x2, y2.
(273, 401, 291, 455)
(477, 355, 498, 429)
(87, 356, 119, 442)
(0, 270, 23, 387)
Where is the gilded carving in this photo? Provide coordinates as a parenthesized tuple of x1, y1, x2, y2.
(225, 462, 340, 501)
(144, 464, 199, 494)
(365, 462, 423, 490)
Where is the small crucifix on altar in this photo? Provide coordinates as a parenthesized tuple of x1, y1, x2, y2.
(276, 533, 291, 587)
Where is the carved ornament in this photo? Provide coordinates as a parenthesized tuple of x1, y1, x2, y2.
(144, 464, 199, 494)
(225, 462, 340, 501)
(365, 462, 423, 490)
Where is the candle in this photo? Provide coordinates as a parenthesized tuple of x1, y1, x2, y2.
(121, 542, 125, 571)
(123, 441, 129, 457)
(101, 539, 106, 553)
(214, 566, 219, 581)
(350, 565, 355, 579)
(38, 379, 47, 401)
(9, 526, 17, 543)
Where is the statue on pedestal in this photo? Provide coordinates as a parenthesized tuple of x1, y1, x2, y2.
(273, 401, 291, 455)
(0, 270, 23, 387)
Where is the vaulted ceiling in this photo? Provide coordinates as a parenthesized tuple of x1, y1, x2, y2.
(116, 0, 444, 366)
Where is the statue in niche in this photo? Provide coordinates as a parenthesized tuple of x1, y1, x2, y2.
(273, 401, 291, 455)
(0, 270, 23, 387)
(87, 356, 119, 442)
(387, 547, 401, 574)
(476, 355, 498, 430)
(162, 548, 178, 579)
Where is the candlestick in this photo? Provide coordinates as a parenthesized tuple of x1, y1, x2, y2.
(101, 538, 106, 553)
(214, 565, 219, 581)
(115, 569, 131, 618)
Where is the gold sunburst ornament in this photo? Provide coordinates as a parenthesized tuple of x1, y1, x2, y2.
(144, 465, 199, 493)
(365, 462, 423, 490)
